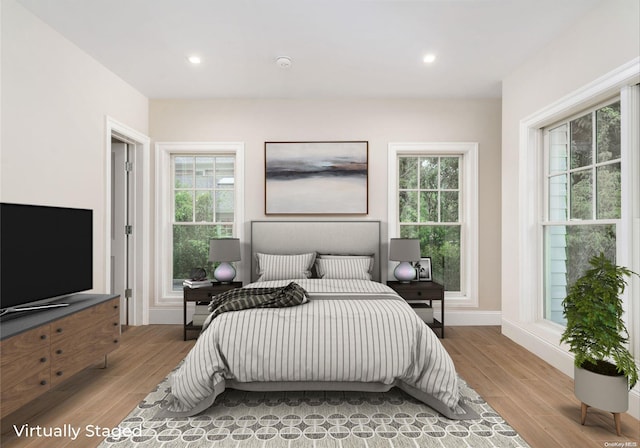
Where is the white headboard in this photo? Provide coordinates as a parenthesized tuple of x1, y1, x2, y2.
(250, 221, 381, 282)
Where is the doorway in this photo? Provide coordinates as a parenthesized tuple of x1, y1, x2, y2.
(106, 117, 150, 326)
(111, 139, 133, 325)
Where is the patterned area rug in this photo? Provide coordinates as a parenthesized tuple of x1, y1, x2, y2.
(98, 375, 530, 447)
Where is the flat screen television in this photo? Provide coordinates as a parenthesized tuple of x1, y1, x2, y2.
(1, 203, 93, 314)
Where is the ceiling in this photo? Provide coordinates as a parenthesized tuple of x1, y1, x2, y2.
(17, 0, 603, 99)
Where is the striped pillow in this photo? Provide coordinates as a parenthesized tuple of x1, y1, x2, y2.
(316, 255, 373, 280)
(255, 252, 316, 281)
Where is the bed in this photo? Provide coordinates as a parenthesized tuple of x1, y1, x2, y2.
(161, 221, 477, 420)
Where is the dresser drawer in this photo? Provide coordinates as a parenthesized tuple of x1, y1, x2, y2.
(184, 287, 216, 301)
(390, 285, 442, 301)
(0, 325, 50, 365)
(0, 365, 50, 417)
(50, 298, 119, 343)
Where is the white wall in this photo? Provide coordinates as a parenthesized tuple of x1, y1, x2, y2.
(150, 98, 503, 317)
(501, 0, 640, 417)
(1, 0, 149, 293)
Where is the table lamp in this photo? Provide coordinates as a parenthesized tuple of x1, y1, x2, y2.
(389, 238, 420, 283)
(209, 238, 241, 283)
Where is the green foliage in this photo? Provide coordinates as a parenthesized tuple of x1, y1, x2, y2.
(560, 253, 638, 388)
(401, 225, 460, 290)
(398, 156, 462, 291)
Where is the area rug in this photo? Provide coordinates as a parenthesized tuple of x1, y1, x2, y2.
(98, 374, 530, 447)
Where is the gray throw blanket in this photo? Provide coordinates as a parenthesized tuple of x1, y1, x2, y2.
(201, 282, 308, 331)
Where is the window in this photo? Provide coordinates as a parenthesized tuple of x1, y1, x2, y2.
(543, 101, 621, 324)
(156, 143, 244, 301)
(516, 63, 639, 369)
(398, 156, 462, 290)
(173, 155, 235, 290)
(388, 143, 478, 305)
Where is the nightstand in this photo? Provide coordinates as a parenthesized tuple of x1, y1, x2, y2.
(183, 281, 242, 340)
(387, 280, 445, 338)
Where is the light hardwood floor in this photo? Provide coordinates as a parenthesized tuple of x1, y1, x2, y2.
(1, 325, 638, 447)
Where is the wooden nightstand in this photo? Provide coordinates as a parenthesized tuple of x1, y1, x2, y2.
(387, 280, 445, 338)
(183, 281, 242, 340)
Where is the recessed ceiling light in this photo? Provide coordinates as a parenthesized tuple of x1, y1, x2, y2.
(276, 56, 292, 69)
(187, 56, 201, 65)
(423, 54, 436, 64)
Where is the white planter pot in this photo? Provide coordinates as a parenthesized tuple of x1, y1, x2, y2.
(574, 365, 628, 413)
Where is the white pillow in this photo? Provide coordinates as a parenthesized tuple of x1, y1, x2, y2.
(315, 255, 373, 280)
(255, 252, 316, 281)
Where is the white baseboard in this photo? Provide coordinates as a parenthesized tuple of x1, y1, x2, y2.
(150, 308, 183, 324)
(502, 318, 640, 420)
(444, 310, 502, 326)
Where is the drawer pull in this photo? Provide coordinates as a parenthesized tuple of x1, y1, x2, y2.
(56, 328, 63, 333)
(40, 334, 47, 340)
(40, 380, 47, 386)
(56, 349, 63, 355)
(56, 371, 63, 377)
(114, 305, 119, 309)
(416, 291, 422, 296)
(113, 339, 119, 344)
(113, 322, 118, 326)
(40, 357, 47, 363)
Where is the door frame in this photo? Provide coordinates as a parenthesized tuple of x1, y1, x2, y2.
(105, 116, 150, 325)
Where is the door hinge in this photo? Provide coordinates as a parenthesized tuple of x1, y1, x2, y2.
(125, 289, 132, 299)
(125, 225, 133, 235)
(125, 161, 133, 172)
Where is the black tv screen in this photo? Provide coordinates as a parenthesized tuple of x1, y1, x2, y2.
(1, 203, 93, 310)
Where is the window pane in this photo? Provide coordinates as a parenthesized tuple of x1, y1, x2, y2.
(172, 224, 234, 290)
(420, 191, 438, 222)
(399, 158, 418, 189)
(440, 157, 459, 189)
(544, 224, 616, 324)
(570, 170, 592, 220)
(174, 191, 193, 222)
(195, 157, 214, 188)
(175, 156, 194, 188)
(195, 191, 213, 222)
(549, 125, 568, 174)
(400, 224, 461, 291)
(596, 101, 621, 163)
(549, 174, 568, 221)
(570, 113, 593, 169)
(216, 157, 235, 188)
(215, 190, 235, 222)
(597, 163, 621, 219)
(419, 157, 438, 189)
(399, 191, 418, 222)
(441, 191, 459, 222)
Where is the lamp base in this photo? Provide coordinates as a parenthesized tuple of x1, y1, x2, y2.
(214, 262, 236, 283)
(394, 261, 416, 283)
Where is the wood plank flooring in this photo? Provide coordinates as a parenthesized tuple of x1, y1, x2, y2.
(442, 326, 639, 447)
(1, 325, 638, 447)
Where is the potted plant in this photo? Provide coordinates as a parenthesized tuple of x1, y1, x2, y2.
(560, 253, 638, 436)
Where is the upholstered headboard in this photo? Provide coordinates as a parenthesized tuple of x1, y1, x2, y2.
(250, 221, 381, 282)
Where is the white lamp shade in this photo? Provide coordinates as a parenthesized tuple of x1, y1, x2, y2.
(389, 238, 421, 262)
(209, 238, 241, 262)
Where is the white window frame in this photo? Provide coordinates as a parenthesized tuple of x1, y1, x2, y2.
(542, 99, 623, 325)
(155, 142, 245, 304)
(388, 142, 479, 307)
(517, 60, 639, 360)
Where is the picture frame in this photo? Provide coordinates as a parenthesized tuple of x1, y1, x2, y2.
(265, 141, 368, 215)
(415, 257, 432, 282)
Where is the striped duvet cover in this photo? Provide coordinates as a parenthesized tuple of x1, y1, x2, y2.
(162, 279, 476, 419)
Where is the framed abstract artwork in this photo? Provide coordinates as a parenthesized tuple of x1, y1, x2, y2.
(264, 141, 368, 215)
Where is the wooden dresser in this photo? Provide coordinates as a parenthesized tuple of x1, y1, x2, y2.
(0, 294, 120, 418)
